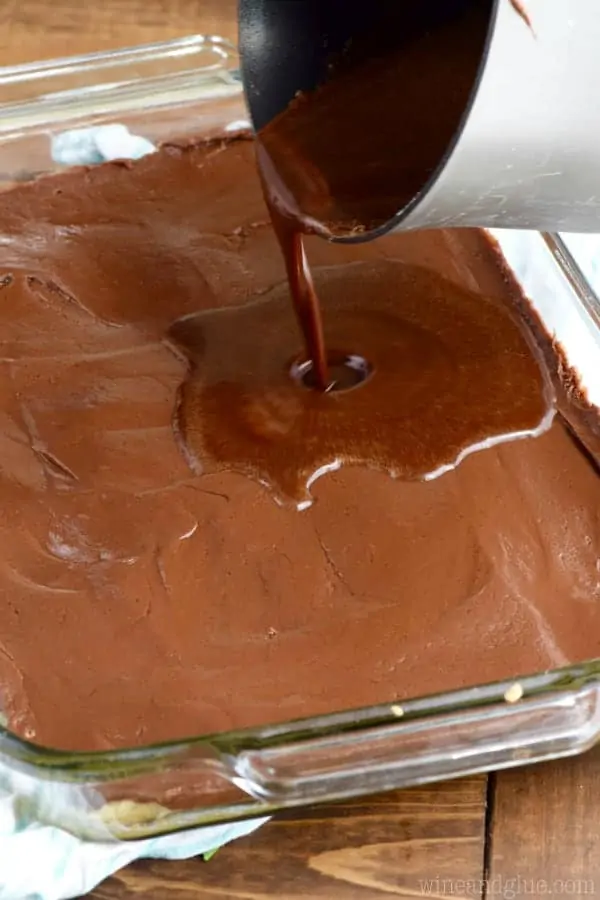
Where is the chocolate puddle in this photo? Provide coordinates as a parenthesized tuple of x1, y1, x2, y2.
(247, 0, 540, 502)
(171, 260, 551, 507)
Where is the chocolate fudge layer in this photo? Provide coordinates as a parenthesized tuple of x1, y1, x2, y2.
(0, 137, 599, 751)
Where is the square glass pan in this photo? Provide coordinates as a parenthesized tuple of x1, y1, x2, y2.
(0, 36, 600, 844)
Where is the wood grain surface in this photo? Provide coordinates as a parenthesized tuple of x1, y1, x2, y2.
(1, 1, 598, 898)
(0, 0, 237, 63)
(489, 753, 600, 897)
(92, 780, 489, 900)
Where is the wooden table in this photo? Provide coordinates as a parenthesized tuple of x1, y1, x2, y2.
(1, 1, 599, 897)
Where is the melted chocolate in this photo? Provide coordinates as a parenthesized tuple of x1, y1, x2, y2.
(255, 1, 492, 394)
(256, 1, 491, 236)
(0, 137, 598, 752)
(261, 167, 329, 392)
(171, 259, 550, 507)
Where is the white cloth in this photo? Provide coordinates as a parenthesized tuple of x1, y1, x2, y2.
(0, 762, 267, 900)
(51, 125, 156, 166)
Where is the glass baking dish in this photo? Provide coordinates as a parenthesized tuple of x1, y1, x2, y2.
(0, 35, 600, 844)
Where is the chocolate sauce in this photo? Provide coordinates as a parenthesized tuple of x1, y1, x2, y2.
(240, 6, 553, 507)
(257, 1, 492, 235)
(170, 259, 551, 508)
(258, 146, 329, 391)
(179, 31, 552, 508)
(255, 1, 492, 391)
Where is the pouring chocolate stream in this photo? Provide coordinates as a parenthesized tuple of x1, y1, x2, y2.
(170, 0, 546, 505)
(253, 0, 491, 388)
(171, 1, 552, 507)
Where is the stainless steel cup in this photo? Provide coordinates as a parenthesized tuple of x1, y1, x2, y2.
(239, 0, 600, 239)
